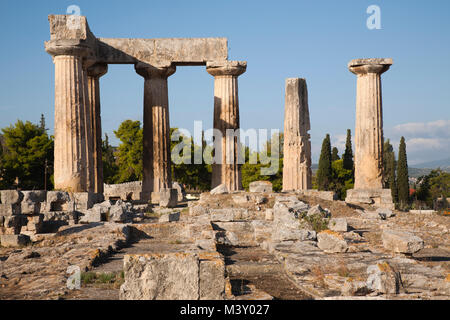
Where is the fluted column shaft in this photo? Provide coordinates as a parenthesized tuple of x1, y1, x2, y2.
(52, 55, 89, 192)
(87, 64, 108, 194)
(207, 61, 247, 191)
(136, 65, 176, 200)
(349, 59, 392, 190)
(282, 78, 312, 191)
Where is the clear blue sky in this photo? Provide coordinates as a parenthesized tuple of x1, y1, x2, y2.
(0, 0, 449, 165)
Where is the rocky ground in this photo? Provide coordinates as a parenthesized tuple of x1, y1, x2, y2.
(0, 190, 449, 300)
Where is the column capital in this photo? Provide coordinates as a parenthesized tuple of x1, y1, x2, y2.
(206, 60, 247, 77)
(45, 40, 93, 58)
(348, 58, 393, 75)
(135, 62, 176, 79)
(87, 63, 108, 78)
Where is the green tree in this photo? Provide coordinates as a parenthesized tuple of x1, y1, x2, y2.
(329, 159, 354, 200)
(317, 134, 332, 191)
(170, 128, 211, 191)
(102, 133, 119, 184)
(342, 129, 353, 171)
(383, 139, 397, 202)
(416, 169, 450, 208)
(331, 147, 340, 161)
(0, 120, 53, 189)
(397, 136, 409, 208)
(39, 114, 47, 133)
(241, 132, 283, 192)
(114, 120, 143, 183)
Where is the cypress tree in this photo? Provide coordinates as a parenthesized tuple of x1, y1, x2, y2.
(383, 139, 397, 202)
(342, 129, 353, 170)
(397, 136, 409, 208)
(331, 147, 340, 161)
(317, 134, 332, 190)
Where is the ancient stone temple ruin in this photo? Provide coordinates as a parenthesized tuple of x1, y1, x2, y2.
(44, 15, 247, 199)
(282, 78, 312, 191)
(345, 58, 394, 209)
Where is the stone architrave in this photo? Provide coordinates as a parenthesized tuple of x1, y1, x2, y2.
(136, 64, 176, 201)
(87, 63, 108, 194)
(45, 43, 93, 192)
(282, 78, 312, 191)
(345, 58, 394, 209)
(206, 61, 247, 192)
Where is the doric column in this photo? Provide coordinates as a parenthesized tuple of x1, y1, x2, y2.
(45, 43, 93, 192)
(282, 78, 312, 191)
(348, 58, 392, 189)
(135, 64, 176, 201)
(207, 61, 247, 191)
(87, 63, 108, 194)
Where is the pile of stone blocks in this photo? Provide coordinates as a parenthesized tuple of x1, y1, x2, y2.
(0, 190, 104, 244)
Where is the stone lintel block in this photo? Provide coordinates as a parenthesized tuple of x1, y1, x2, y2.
(345, 189, 394, 210)
(0, 234, 31, 247)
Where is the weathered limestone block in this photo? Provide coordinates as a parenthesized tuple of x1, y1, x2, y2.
(104, 181, 142, 201)
(296, 190, 337, 201)
(328, 218, 348, 232)
(210, 208, 249, 221)
(1, 215, 25, 234)
(359, 209, 386, 220)
(346, 189, 394, 210)
(198, 252, 226, 300)
(366, 261, 402, 294)
(120, 252, 225, 300)
(232, 194, 250, 204)
(341, 280, 370, 296)
(73, 192, 102, 211)
(79, 209, 105, 223)
(249, 181, 273, 193)
(23, 214, 44, 233)
(381, 229, 424, 254)
(210, 184, 228, 195)
(189, 205, 210, 216)
(307, 204, 331, 218)
(317, 230, 348, 253)
(0, 190, 24, 205)
(159, 188, 178, 208)
(159, 212, 180, 223)
(109, 200, 131, 222)
(172, 182, 186, 202)
(213, 221, 256, 246)
(0, 204, 21, 216)
(251, 220, 273, 243)
(271, 227, 316, 242)
(46, 191, 72, 211)
(0, 234, 31, 247)
(282, 78, 312, 191)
